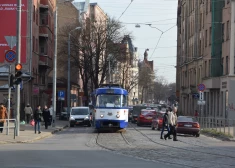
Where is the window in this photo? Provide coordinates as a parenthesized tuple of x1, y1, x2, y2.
(227, 21, 230, 40)
(33, 36, 35, 51)
(210, 0, 212, 12)
(209, 27, 212, 45)
(226, 56, 229, 74)
(221, 57, 224, 75)
(227, 0, 230, 4)
(205, 29, 208, 47)
(206, 0, 208, 14)
(33, 5, 35, 22)
(209, 60, 211, 77)
(222, 23, 224, 42)
(41, 75, 46, 85)
(205, 61, 207, 77)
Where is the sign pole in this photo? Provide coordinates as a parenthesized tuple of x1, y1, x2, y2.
(6, 65, 11, 135)
(52, 7, 58, 127)
(15, 0, 22, 136)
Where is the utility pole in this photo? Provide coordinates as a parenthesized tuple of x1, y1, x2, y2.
(16, 0, 22, 136)
(229, 0, 235, 76)
(52, 7, 58, 127)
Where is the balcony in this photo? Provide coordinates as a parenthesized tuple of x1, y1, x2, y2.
(39, 46, 52, 68)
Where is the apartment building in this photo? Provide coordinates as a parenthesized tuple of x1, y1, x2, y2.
(0, 0, 56, 119)
(176, 0, 235, 119)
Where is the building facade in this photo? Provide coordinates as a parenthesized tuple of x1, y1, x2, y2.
(176, 0, 235, 119)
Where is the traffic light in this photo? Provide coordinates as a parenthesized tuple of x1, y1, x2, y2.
(9, 74, 14, 87)
(14, 63, 22, 85)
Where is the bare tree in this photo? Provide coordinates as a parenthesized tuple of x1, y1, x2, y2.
(58, 17, 125, 105)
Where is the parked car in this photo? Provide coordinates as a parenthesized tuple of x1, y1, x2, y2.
(59, 107, 69, 120)
(137, 108, 157, 126)
(176, 116, 200, 137)
(151, 111, 165, 130)
(69, 107, 92, 127)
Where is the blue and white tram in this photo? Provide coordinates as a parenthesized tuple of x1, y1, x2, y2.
(91, 84, 129, 130)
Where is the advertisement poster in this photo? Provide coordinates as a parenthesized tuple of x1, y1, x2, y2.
(0, 0, 28, 63)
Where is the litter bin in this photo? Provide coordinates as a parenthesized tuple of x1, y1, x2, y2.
(20, 121, 25, 131)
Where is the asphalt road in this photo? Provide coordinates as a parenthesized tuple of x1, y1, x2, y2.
(0, 126, 184, 168)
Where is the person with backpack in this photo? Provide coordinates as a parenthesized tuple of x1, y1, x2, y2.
(160, 109, 171, 139)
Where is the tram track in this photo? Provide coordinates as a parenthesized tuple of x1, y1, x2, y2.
(129, 124, 235, 167)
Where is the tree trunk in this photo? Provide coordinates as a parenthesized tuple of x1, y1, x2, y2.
(141, 86, 144, 104)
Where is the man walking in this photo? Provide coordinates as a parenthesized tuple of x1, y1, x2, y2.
(24, 103, 33, 124)
(160, 109, 170, 139)
(0, 104, 7, 133)
(164, 107, 178, 141)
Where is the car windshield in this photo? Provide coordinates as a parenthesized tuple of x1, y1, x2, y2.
(71, 108, 89, 115)
(141, 111, 155, 115)
(178, 117, 197, 122)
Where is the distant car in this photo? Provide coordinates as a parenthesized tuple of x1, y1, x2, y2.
(128, 108, 133, 122)
(176, 116, 200, 137)
(137, 109, 157, 126)
(69, 107, 92, 127)
(59, 107, 69, 120)
(151, 111, 165, 130)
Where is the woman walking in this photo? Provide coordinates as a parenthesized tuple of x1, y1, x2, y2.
(42, 105, 50, 129)
(34, 105, 42, 134)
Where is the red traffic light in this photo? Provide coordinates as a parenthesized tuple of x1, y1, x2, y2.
(15, 63, 22, 71)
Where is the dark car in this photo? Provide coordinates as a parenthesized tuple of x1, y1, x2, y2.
(59, 107, 69, 120)
(176, 116, 200, 137)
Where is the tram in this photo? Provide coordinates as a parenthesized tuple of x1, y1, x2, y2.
(91, 84, 129, 130)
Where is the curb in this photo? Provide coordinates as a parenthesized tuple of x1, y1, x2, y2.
(201, 132, 235, 142)
(0, 125, 68, 144)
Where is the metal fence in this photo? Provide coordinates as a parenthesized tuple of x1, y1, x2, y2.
(0, 119, 16, 139)
(198, 117, 235, 137)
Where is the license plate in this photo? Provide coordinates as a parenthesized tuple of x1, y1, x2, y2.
(76, 121, 82, 123)
(184, 124, 192, 127)
(146, 117, 152, 120)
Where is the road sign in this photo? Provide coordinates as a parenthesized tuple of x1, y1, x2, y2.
(5, 50, 16, 63)
(199, 91, 204, 101)
(58, 90, 65, 100)
(198, 83, 206, 92)
(197, 100, 205, 105)
(192, 93, 199, 99)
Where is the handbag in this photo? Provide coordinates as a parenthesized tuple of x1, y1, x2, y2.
(30, 119, 35, 126)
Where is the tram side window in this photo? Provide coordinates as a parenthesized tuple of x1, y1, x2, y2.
(122, 95, 127, 107)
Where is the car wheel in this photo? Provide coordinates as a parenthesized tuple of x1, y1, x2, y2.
(87, 123, 91, 127)
(70, 124, 74, 127)
(196, 133, 200, 137)
(137, 123, 141, 126)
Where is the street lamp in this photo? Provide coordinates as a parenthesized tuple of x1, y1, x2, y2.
(67, 27, 81, 116)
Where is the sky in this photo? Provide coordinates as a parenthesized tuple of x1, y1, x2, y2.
(75, 0, 178, 84)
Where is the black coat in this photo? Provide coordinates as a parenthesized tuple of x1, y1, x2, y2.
(42, 109, 50, 122)
(34, 109, 42, 121)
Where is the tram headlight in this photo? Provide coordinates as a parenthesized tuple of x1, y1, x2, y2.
(116, 114, 120, 118)
(100, 114, 104, 118)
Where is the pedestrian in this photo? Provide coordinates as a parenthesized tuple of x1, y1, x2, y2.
(194, 110, 198, 119)
(24, 103, 33, 124)
(33, 105, 42, 134)
(0, 104, 7, 133)
(164, 107, 178, 141)
(42, 105, 50, 129)
(160, 109, 171, 139)
(49, 105, 53, 125)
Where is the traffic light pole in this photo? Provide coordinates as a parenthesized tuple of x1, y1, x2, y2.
(16, 0, 22, 136)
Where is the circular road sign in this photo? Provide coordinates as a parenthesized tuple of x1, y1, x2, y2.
(198, 84, 206, 92)
(5, 50, 16, 63)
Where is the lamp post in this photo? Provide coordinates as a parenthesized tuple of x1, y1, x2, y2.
(67, 27, 81, 116)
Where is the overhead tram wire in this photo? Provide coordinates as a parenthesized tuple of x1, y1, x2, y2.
(118, 0, 134, 20)
(149, 25, 176, 60)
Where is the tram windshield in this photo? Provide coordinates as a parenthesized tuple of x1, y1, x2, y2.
(96, 94, 127, 107)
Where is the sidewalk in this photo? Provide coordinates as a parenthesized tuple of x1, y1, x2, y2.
(0, 119, 68, 144)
